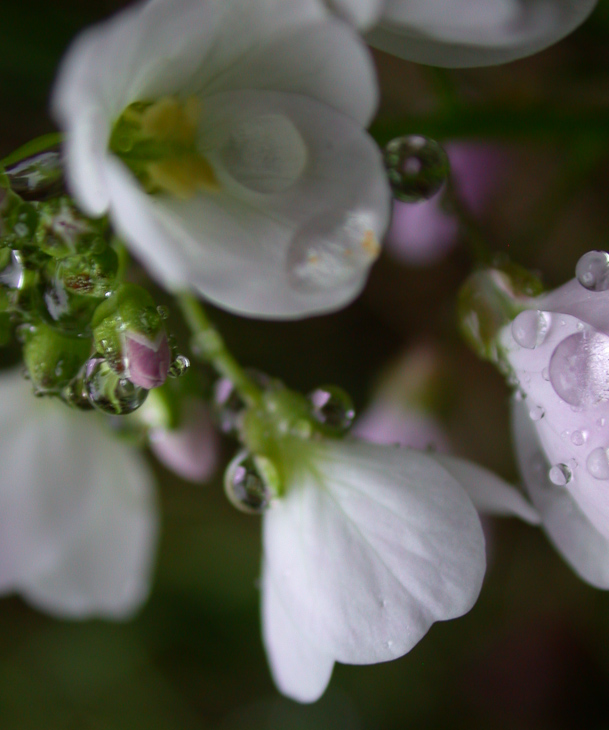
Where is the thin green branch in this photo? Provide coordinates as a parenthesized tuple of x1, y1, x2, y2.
(176, 292, 263, 407)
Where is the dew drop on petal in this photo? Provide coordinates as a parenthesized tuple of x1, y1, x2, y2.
(575, 251, 609, 292)
(308, 385, 355, 432)
(383, 135, 449, 202)
(548, 331, 609, 406)
(571, 430, 587, 446)
(529, 405, 545, 421)
(511, 310, 550, 349)
(586, 447, 609, 480)
(549, 463, 572, 486)
(542, 368, 550, 381)
(224, 451, 275, 514)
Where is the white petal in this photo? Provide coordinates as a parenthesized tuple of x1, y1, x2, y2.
(326, 0, 385, 30)
(512, 400, 609, 589)
(366, 0, 597, 68)
(261, 562, 335, 703)
(540, 278, 609, 337)
(263, 439, 485, 665)
(434, 453, 540, 524)
(0, 370, 157, 618)
(106, 91, 390, 319)
(502, 313, 609, 541)
(0, 371, 97, 590)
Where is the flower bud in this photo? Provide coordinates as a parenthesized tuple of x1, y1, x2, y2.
(4, 146, 64, 201)
(148, 400, 220, 483)
(22, 323, 92, 394)
(458, 264, 543, 363)
(92, 283, 170, 389)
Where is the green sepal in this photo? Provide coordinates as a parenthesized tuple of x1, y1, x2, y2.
(458, 263, 543, 363)
(1, 134, 63, 169)
(22, 323, 92, 394)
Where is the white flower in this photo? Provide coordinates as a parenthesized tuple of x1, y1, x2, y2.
(500, 262, 609, 587)
(329, 0, 597, 67)
(0, 369, 158, 617)
(52, 0, 390, 319)
(260, 436, 530, 702)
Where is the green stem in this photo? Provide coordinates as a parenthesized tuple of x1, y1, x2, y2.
(443, 174, 494, 266)
(176, 292, 263, 407)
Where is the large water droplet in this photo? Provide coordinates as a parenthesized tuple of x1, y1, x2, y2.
(383, 136, 449, 202)
(586, 447, 609, 480)
(549, 331, 609, 406)
(309, 385, 355, 432)
(224, 451, 277, 515)
(549, 463, 572, 486)
(575, 251, 609, 292)
(84, 358, 147, 415)
(511, 310, 550, 349)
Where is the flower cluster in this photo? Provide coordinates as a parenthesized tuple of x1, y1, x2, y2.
(0, 0, 601, 711)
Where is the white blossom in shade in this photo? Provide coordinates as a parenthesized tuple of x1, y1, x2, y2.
(260, 437, 506, 703)
(0, 369, 158, 618)
(499, 265, 609, 584)
(52, 0, 390, 320)
(328, 0, 597, 67)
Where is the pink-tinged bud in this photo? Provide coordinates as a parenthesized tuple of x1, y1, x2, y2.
(149, 402, 220, 483)
(387, 143, 508, 266)
(353, 403, 450, 453)
(124, 330, 171, 390)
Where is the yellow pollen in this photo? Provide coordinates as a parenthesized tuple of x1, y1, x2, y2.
(362, 230, 380, 259)
(114, 95, 219, 199)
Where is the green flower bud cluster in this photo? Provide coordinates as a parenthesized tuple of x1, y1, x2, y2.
(0, 144, 186, 413)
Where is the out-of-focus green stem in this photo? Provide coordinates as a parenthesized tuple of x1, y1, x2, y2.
(176, 292, 263, 408)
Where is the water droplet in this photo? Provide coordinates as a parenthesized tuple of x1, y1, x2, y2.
(571, 430, 588, 446)
(549, 331, 609, 406)
(168, 354, 190, 378)
(84, 358, 147, 415)
(383, 135, 449, 202)
(575, 250, 609, 292)
(156, 305, 169, 320)
(5, 147, 64, 201)
(511, 310, 550, 349)
(224, 451, 275, 515)
(587, 447, 609, 479)
(542, 368, 550, 381)
(598, 418, 607, 428)
(308, 385, 355, 432)
(549, 463, 572, 486)
(529, 405, 545, 421)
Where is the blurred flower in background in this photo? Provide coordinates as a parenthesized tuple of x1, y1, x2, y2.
(0, 369, 158, 617)
(148, 399, 220, 483)
(329, 0, 598, 67)
(385, 144, 507, 267)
